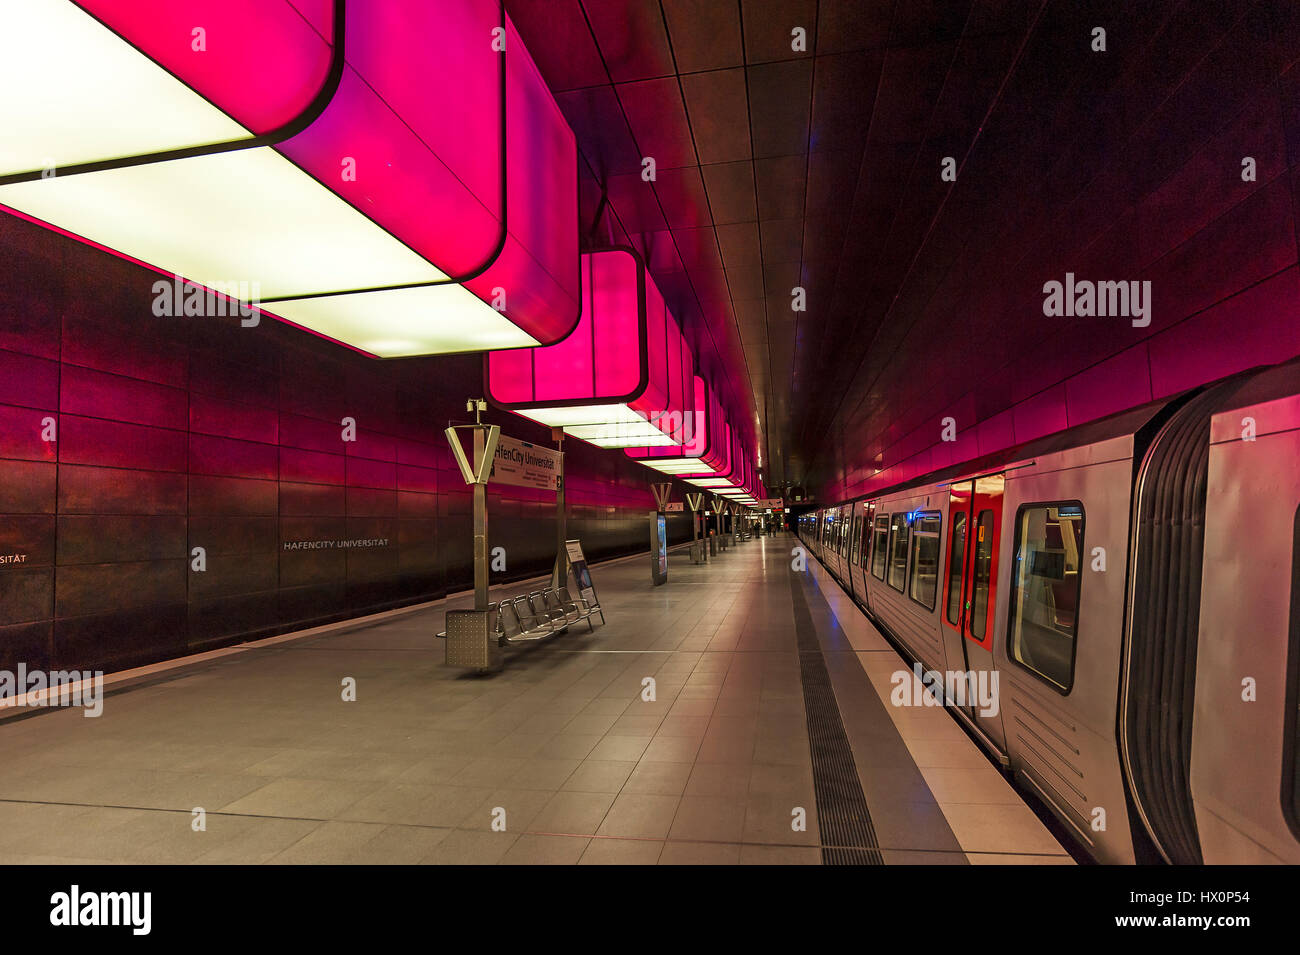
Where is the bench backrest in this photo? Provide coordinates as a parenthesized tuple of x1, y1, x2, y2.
(527, 592, 552, 619)
(497, 600, 523, 639)
(513, 596, 543, 629)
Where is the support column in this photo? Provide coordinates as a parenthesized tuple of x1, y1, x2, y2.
(551, 428, 566, 591)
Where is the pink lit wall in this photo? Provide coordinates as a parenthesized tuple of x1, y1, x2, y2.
(0, 211, 689, 677)
(818, 60, 1300, 503)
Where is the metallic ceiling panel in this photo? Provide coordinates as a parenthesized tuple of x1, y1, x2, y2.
(700, 161, 758, 224)
(617, 76, 699, 170)
(815, 0, 893, 55)
(672, 227, 725, 271)
(741, 0, 819, 65)
(653, 166, 713, 229)
(555, 86, 644, 179)
(582, 0, 676, 83)
(746, 59, 813, 158)
(662, 0, 744, 72)
(758, 218, 803, 264)
(754, 155, 807, 221)
(605, 172, 670, 233)
(681, 68, 752, 164)
(724, 265, 764, 301)
(715, 221, 762, 267)
(505, 0, 609, 92)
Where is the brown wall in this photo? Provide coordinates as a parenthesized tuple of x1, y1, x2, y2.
(0, 212, 693, 675)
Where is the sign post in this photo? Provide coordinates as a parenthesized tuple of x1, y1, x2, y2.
(442, 398, 500, 670)
(565, 539, 604, 624)
(443, 399, 500, 611)
(686, 492, 705, 563)
(551, 429, 566, 590)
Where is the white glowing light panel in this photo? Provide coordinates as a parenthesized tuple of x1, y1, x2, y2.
(0, 0, 552, 358)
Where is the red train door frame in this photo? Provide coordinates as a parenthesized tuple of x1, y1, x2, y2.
(939, 476, 1007, 747)
(966, 476, 1004, 653)
(942, 482, 972, 646)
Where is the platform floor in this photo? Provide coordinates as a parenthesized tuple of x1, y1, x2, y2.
(0, 534, 1071, 864)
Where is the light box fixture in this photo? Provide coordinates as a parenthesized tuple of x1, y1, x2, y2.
(624, 375, 731, 475)
(487, 247, 695, 448)
(0, 0, 579, 357)
(690, 428, 760, 501)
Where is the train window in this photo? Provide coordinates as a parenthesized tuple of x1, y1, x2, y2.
(871, 515, 889, 579)
(970, 510, 994, 639)
(886, 513, 910, 592)
(1007, 503, 1085, 692)
(908, 512, 942, 610)
(946, 511, 967, 626)
(848, 515, 861, 565)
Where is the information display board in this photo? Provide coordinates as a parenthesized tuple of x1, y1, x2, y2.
(650, 513, 668, 585)
(565, 539, 599, 612)
(490, 434, 562, 490)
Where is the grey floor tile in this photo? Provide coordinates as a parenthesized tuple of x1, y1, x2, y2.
(457, 788, 555, 833)
(529, 790, 616, 835)
(192, 816, 324, 864)
(560, 759, 637, 794)
(640, 736, 702, 763)
(505, 757, 581, 790)
(420, 829, 518, 865)
(339, 784, 492, 828)
(684, 762, 751, 798)
(219, 777, 379, 819)
(586, 735, 652, 762)
(596, 793, 682, 840)
(578, 837, 665, 865)
(499, 834, 591, 864)
(622, 760, 694, 796)
(658, 841, 742, 865)
(738, 844, 821, 865)
(536, 734, 602, 761)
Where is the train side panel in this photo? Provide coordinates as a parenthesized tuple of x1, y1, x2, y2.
(862, 486, 951, 675)
(997, 437, 1138, 864)
(1192, 390, 1300, 863)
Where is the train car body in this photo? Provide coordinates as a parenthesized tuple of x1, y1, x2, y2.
(797, 358, 1300, 865)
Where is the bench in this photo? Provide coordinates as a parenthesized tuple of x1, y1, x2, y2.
(439, 585, 601, 646)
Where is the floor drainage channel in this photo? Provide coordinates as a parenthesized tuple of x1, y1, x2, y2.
(790, 569, 885, 866)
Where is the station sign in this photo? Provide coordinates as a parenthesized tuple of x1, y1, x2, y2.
(757, 498, 784, 510)
(490, 435, 562, 490)
(663, 502, 684, 512)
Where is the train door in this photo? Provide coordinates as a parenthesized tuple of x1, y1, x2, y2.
(845, 509, 860, 601)
(852, 500, 874, 608)
(939, 475, 1008, 750)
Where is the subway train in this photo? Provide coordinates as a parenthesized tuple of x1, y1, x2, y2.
(796, 358, 1300, 865)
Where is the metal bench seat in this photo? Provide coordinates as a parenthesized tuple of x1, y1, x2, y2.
(440, 584, 604, 648)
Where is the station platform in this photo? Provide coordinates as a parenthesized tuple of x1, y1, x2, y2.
(0, 534, 1071, 865)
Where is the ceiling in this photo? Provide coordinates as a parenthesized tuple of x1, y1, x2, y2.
(504, 0, 1300, 496)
